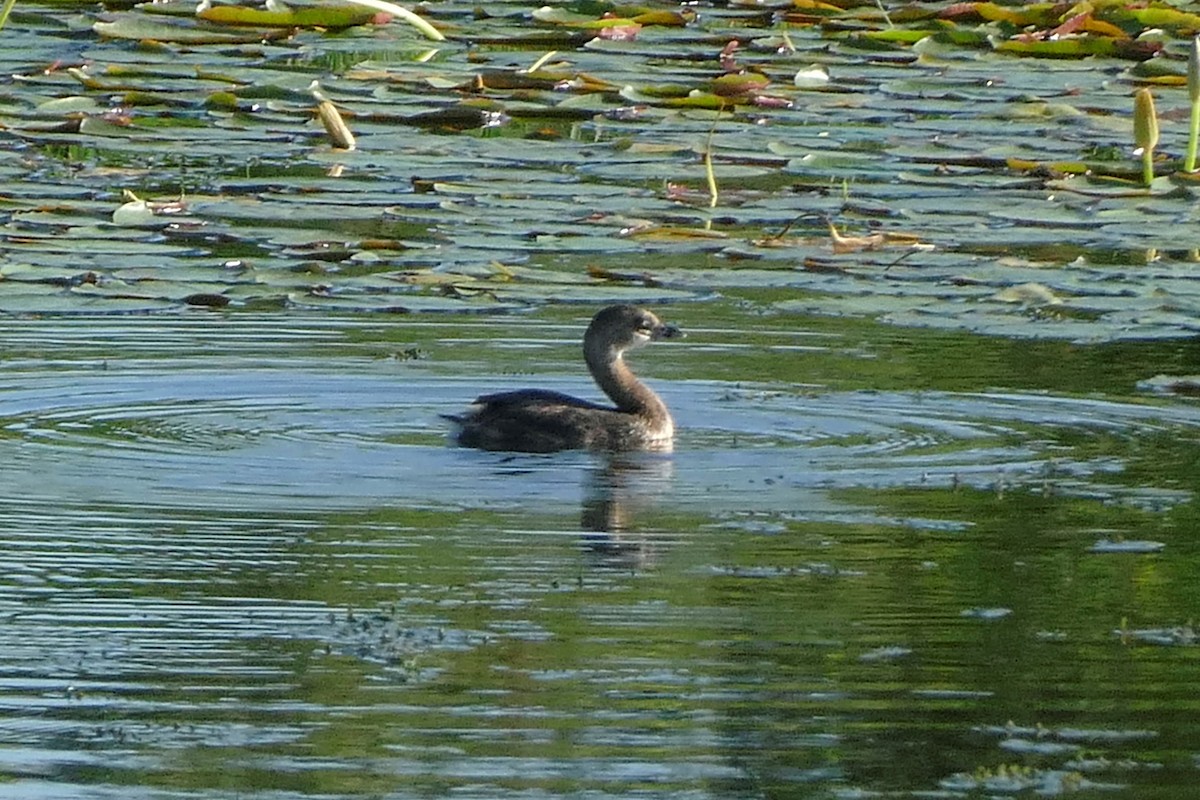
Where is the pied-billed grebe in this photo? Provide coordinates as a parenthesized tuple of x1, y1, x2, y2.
(447, 304, 683, 453)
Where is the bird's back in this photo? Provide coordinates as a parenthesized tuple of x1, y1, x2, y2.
(448, 389, 663, 453)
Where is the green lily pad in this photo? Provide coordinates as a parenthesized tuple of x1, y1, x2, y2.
(94, 15, 295, 43)
(197, 4, 378, 28)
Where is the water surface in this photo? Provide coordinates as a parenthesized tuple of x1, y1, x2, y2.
(3, 309, 1200, 798)
(4, 2, 1200, 794)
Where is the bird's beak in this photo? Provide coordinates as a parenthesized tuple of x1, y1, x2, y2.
(655, 323, 684, 341)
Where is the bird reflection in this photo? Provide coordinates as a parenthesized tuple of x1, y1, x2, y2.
(580, 453, 675, 568)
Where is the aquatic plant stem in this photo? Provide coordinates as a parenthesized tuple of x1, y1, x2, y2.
(317, 101, 356, 150)
(310, 82, 356, 150)
(1133, 88, 1159, 187)
(873, 0, 893, 28)
(1187, 37, 1200, 172)
(343, 0, 444, 41)
(527, 51, 558, 73)
(1188, 103, 1200, 174)
(0, 0, 15, 31)
(704, 127, 718, 208)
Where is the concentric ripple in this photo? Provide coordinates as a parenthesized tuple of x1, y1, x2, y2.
(2, 316, 1199, 800)
(2, 361, 1196, 518)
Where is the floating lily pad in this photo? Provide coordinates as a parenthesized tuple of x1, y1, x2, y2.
(284, 291, 517, 313)
(197, 4, 379, 29)
(1136, 374, 1200, 396)
(0, 0, 1194, 339)
(94, 15, 295, 43)
(1089, 539, 1166, 553)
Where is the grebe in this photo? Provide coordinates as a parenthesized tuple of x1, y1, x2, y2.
(447, 305, 682, 453)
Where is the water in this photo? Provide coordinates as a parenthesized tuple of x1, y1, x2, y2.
(1, 310, 1198, 798)
(5, 0, 1200, 794)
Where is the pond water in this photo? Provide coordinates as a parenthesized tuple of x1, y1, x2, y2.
(2, 308, 1200, 799)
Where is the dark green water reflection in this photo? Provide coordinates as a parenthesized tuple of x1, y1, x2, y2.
(2, 308, 1199, 798)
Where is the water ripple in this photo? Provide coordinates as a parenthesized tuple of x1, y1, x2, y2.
(1, 322, 1197, 798)
(1, 365, 1195, 520)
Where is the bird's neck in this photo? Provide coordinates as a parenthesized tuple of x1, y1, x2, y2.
(587, 347, 667, 419)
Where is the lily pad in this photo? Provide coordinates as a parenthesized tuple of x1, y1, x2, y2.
(197, 4, 379, 28)
(94, 15, 295, 43)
